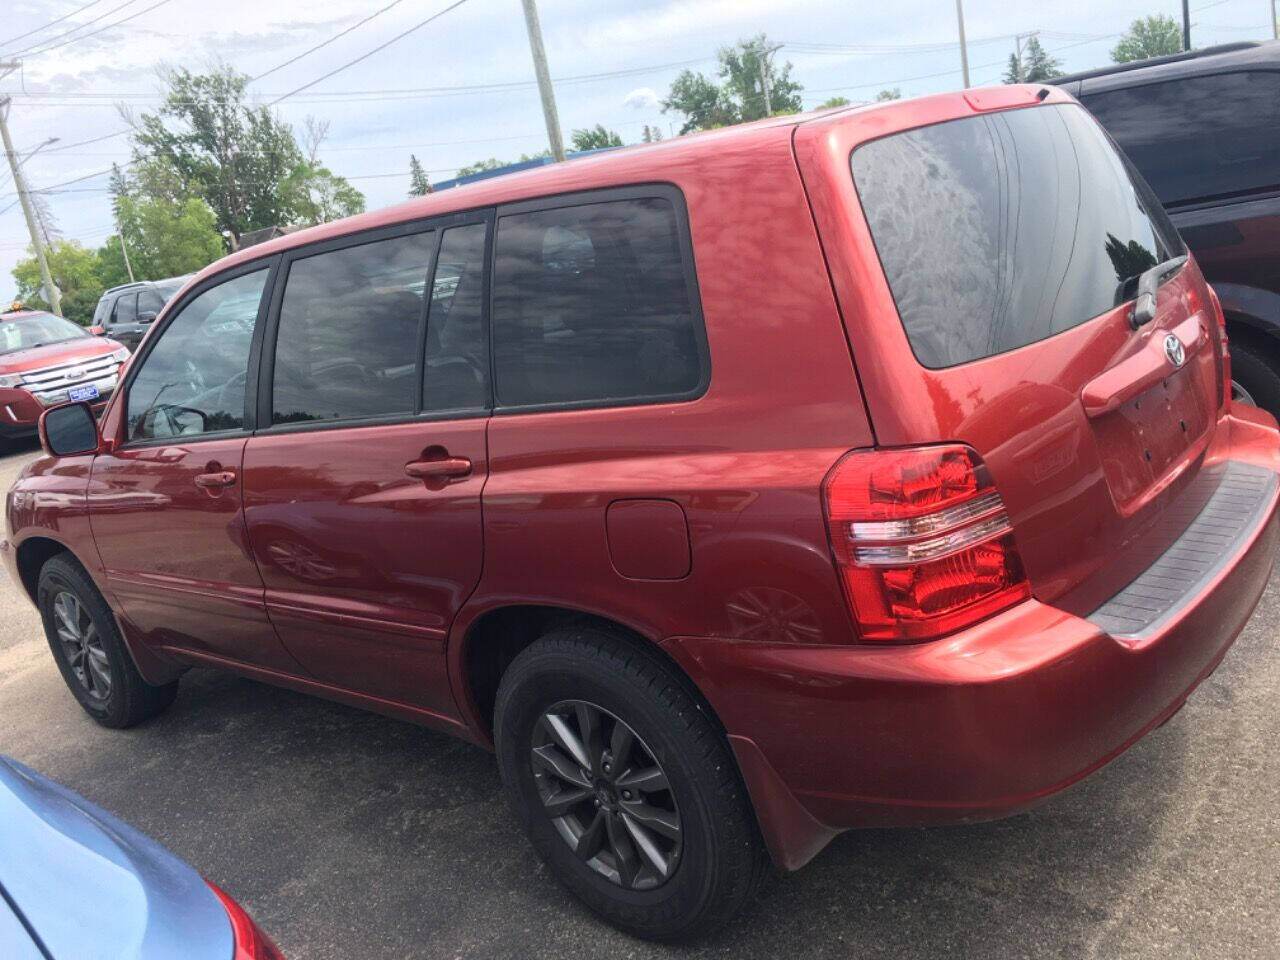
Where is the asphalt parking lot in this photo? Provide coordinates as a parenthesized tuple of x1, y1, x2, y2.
(1, 438, 1277, 960)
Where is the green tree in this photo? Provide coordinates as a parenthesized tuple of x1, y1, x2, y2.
(11, 241, 104, 325)
(108, 158, 226, 281)
(875, 88, 902, 102)
(456, 157, 506, 177)
(408, 154, 432, 196)
(818, 95, 852, 109)
(641, 124, 664, 143)
(1004, 35, 1063, 83)
(1111, 14, 1183, 63)
(132, 65, 362, 242)
(662, 34, 803, 133)
(570, 124, 624, 151)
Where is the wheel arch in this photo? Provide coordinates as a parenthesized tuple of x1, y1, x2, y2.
(14, 535, 73, 605)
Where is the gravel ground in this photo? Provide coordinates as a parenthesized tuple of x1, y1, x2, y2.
(1, 437, 1277, 960)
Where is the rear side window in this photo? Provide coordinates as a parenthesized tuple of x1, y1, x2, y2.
(852, 103, 1181, 368)
(1083, 71, 1280, 205)
(491, 196, 705, 408)
(271, 232, 434, 425)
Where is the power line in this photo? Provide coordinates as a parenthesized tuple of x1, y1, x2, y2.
(22, 0, 178, 60)
(251, 0, 414, 83)
(0, 0, 109, 50)
(268, 0, 474, 106)
(8, 0, 141, 57)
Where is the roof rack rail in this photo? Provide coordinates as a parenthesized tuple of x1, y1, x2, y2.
(1054, 41, 1262, 85)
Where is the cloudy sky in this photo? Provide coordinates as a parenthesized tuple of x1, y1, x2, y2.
(1, 0, 1274, 301)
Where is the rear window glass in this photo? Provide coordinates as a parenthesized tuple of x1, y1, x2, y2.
(1083, 71, 1280, 206)
(851, 103, 1182, 369)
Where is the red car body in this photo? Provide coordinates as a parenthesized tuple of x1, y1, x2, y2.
(0, 309, 126, 439)
(5, 86, 1279, 873)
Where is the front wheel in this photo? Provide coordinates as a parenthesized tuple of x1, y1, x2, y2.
(494, 625, 767, 941)
(38, 554, 178, 728)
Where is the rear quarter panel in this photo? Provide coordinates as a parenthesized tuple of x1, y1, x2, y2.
(451, 125, 874, 725)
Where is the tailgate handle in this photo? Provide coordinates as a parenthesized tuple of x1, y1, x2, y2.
(1081, 314, 1208, 419)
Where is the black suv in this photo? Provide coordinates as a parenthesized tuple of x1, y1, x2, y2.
(90, 276, 190, 351)
(1058, 41, 1280, 417)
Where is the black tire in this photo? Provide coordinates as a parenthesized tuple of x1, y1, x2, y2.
(37, 554, 178, 728)
(494, 625, 767, 941)
(1227, 328, 1280, 419)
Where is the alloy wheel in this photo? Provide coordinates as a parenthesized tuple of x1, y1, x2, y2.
(1232, 378, 1257, 407)
(52, 591, 111, 701)
(530, 700, 682, 890)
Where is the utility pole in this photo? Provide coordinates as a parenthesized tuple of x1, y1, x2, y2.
(519, 0, 565, 162)
(954, 0, 971, 88)
(1181, 0, 1191, 50)
(1272, 0, 1277, 40)
(117, 233, 135, 283)
(758, 42, 784, 117)
(0, 63, 61, 316)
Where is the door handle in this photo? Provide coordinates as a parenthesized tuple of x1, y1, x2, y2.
(194, 470, 237, 489)
(404, 457, 472, 480)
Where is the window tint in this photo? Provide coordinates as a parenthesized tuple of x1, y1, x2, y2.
(92, 297, 110, 326)
(852, 103, 1182, 369)
(126, 269, 267, 441)
(271, 232, 434, 425)
(112, 293, 137, 325)
(424, 223, 489, 412)
(492, 197, 703, 408)
(1083, 71, 1280, 205)
(137, 288, 165, 315)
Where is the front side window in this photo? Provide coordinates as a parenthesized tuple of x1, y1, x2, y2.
(137, 288, 165, 315)
(852, 103, 1182, 368)
(125, 269, 268, 441)
(0, 314, 89, 355)
(112, 293, 137, 325)
(271, 232, 435, 425)
(491, 196, 704, 408)
(1084, 71, 1280, 206)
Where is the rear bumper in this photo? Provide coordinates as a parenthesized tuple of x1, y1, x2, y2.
(662, 410, 1280, 869)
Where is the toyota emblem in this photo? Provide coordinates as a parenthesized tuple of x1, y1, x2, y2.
(1163, 334, 1185, 368)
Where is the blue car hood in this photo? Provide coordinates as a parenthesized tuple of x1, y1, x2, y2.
(0, 756, 233, 960)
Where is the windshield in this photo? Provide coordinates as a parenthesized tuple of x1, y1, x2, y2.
(851, 102, 1184, 369)
(0, 314, 90, 356)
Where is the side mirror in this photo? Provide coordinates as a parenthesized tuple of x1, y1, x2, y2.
(89, 325, 106, 336)
(38, 402, 100, 457)
(137, 311, 158, 324)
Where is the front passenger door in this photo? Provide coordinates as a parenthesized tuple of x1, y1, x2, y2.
(89, 263, 300, 672)
(109, 292, 143, 350)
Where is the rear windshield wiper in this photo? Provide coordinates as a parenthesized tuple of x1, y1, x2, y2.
(1131, 254, 1188, 328)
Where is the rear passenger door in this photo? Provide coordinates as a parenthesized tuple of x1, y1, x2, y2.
(241, 214, 493, 720)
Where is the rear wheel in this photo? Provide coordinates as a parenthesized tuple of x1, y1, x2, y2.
(494, 625, 767, 941)
(38, 554, 178, 728)
(1226, 328, 1280, 419)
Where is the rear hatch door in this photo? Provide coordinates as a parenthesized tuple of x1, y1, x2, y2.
(795, 91, 1226, 615)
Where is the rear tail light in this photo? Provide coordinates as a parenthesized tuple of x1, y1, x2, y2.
(208, 881, 286, 960)
(1206, 284, 1230, 410)
(823, 445, 1030, 642)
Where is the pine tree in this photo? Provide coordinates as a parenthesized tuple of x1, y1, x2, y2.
(408, 154, 432, 196)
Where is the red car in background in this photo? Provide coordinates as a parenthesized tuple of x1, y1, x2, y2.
(0, 306, 129, 441)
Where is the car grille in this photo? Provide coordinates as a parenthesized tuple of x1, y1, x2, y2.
(17, 354, 121, 407)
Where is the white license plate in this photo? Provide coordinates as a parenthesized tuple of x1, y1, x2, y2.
(68, 385, 99, 403)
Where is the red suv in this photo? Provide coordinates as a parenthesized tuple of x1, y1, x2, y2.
(4, 87, 1278, 940)
(0, 307, 129, 441)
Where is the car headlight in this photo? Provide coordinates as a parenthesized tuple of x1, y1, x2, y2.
(111, 347, 130, 363)
(0, 374, 22, 389)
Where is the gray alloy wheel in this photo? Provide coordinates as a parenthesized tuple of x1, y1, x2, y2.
(531, 699, 682, 890)
(1232, 378, 1257, 407)
(51, 590, 112, 701)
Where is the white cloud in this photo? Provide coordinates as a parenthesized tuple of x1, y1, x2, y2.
(623, 86, 659, 109)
